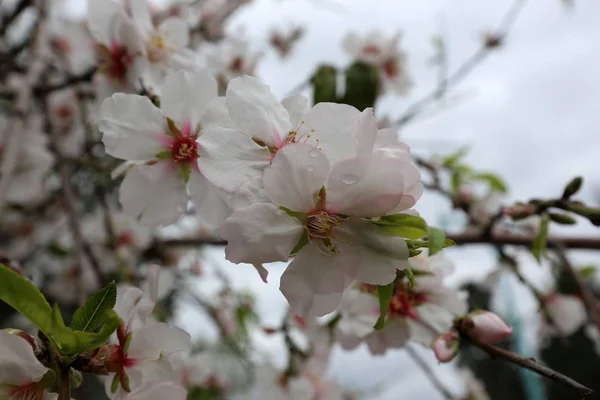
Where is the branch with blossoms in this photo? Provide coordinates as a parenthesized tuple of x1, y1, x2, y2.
(0, 0, 597, 399)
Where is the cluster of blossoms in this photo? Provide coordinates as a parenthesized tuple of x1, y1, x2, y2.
(0, 0, 595, 399)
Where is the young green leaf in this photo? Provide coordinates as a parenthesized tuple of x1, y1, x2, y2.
(398, 268, 415, 288)
(427, 226, 446, 256)
(71, 281, 117, 332)
(373, 214, 428, 239)
(441, 147, 469, 168)
(0, 264, 53, 337)
(374, 282, 394, 330)
(532, 213, 550, 264)
(474, 173, 508, 193)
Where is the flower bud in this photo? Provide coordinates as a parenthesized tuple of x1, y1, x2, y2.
(562, 176, 583, 199)
(464, 311, 512, 344)
(433, 330, 460, 363)
(548, 212, 577, 225)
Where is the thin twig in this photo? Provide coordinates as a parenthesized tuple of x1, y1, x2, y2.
(460, 329, 593, 398)
(0, 67, 97, 99)
(554, 246, 600, 337)
(394, 0, 528, 127)
(448, 231, 600, 250)
(405, 344, 454, 400)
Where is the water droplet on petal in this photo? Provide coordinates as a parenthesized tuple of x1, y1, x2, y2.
(340, 174, 359, 185)
(308, 148, 320, 158)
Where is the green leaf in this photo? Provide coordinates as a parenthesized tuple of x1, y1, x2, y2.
(155, 151, 172, 160)
(374, 283, 394, 330)
(373, 214, 428, 239)
(441, 147, 469, 168)
(398, 268, 415, 288)
(279, 206, 307, 221)
(532, 213, 550, 264)
(71, 282, 117, 332)
(47, 242, 70, 258)
(451, 172, 462, 194)
(49, 306, 120, 357)
(579, 265, 597, 279)
(290, 231, 309, 256)
(427, 226, 446, 256)
(0, 264, 53, 337)
(474, 173, 507, 193)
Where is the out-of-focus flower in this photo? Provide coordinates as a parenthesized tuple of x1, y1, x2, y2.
(433, 330, 460, 363)
(544, 293, 587, 336)
(343, 30, 412, 95)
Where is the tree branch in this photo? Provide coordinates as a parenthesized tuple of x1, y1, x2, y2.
(460, 330, 593, 398)
(405, 344, 454, 400)
(448, 231, 600, 250)
(0, 67, 97, 99)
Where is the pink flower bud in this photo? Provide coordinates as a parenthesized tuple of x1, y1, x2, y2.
(433, 330, 460, 363)
(466, 311, 512, 344)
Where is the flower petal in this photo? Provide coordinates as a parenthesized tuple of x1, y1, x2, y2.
(280, 269, 346, 317)
(0, 331, 48, 386)
(87, 0, 125, 45)
(160, 70, 217, 130)
(263, 143, 329, 212)
(119, 164, 188, 227)
(159, 18, 190, 49)
(125, 381, 187, 400)
(354, 108, 378, 157)
(201, 97, 236, 130)
(366, 319, 410, 355)
(281, 95, 309, 128)
(226, 76, 291, 145)
(128, 323, 191, 361)
(219, 203, 303, 264)
(188, 171, 232, 229)
(129, 0, 154, 37)
(326, 156, 405, 217)
(100, 94, 165, 160)
(297, 102, 360, 163)
(339, 218, 408, 285)
(197, 127, 270, 193)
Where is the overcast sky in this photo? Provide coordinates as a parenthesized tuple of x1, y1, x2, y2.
(65, 0, 600, 398)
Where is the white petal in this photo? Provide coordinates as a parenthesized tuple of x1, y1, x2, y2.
(280, 268, 346, 317)
(87, 0, 125, 45)
(100, 94, 165, 160)
(128, 323, 190, 361)
(226, 76, 291, 145)
(232, 177, 270, 212)
(114, 285, 144, 323)
(281, 95, 309, 127)
(188, 172, 232, 229)
(119, 164, 187, 227)
(340, 219, 408, 285)
(201, 97, 236, 130)
(411, 303, 454, 345)
(263, 143, 329, 212)
(122, 358, 175, 393)
(547, 295, 587, 336)
(252, 263, 269, 283)
(354, 108, 378, 157)
(159, 18, 190, 49)
(388, 162, 423, 213)
(129, 0, 153, 36)
(160, 69, 217, 130)
(219, 203, 303, 264)
(282, 245, 356, 296)
(366, 319, 410, 354)
(197, 127, 270, 193)
(326, 157, 406, 217)
(0, 331, 48, 386)
(297, 103, 360, 163)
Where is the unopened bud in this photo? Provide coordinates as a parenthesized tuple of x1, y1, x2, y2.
(69, 368, 83, 389)
(463, 311, 512, 344)
(566, 204, 600, 225)
(483, 32, 503, 49)
(548, 213, 577, 225)
(562, 176, 583, 199)
(433, 330, 460, 363)
(503, 202, 536, 220)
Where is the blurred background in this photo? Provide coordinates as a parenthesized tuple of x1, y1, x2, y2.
(1, 0, 600, 399)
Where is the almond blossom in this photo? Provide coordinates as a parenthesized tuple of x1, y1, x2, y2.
(343, 30, 412, 95)
(335, 250, 468, 355)
(99, 69, 231, 228)
(220, 142, 413, 316)
(99, 268, 191, 398)
(0, 330, 57, 400)
(463, 311, 512, 344)
(544, 293, 587, 336)
(204, 37, 261, 91)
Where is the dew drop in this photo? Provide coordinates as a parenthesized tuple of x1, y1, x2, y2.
(308, 148, 320, 158)
(340, 174, 359, 185)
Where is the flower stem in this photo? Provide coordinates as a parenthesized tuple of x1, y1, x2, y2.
(58, 365, 71, 400)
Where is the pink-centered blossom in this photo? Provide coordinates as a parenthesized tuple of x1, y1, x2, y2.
(220, 142, 416, 317)
(99, 69, 231, 228)
(0, 330, 57, 400)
